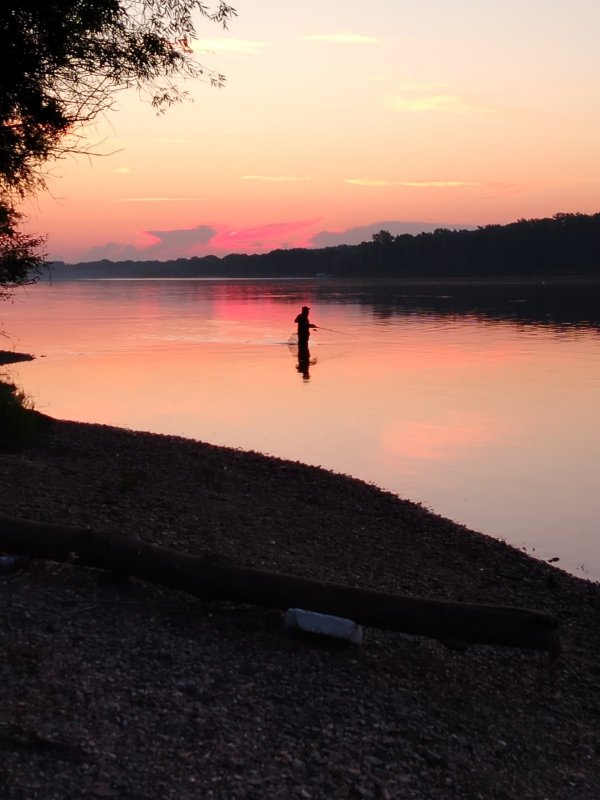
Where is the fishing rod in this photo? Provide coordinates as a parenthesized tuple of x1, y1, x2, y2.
(314, 326, 352, 336)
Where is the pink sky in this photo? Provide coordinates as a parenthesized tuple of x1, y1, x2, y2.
(21, 0, 600, 263)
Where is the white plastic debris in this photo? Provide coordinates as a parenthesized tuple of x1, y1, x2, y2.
(284, 608, 363, 644)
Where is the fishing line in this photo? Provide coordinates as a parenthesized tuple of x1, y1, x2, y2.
(314, 326, 352, 336)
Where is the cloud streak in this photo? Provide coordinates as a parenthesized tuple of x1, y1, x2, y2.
(193, 38, 271, 55)
(114, 197, 201, 203)
(399, 181, 483, 188)
(382, 92, 497, 115)
(304, 33, 378, 44)
(242, 175, 311, 182)
(344, 179, 484, 188)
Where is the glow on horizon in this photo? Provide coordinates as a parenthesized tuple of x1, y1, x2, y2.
(19, 0, 600, 263)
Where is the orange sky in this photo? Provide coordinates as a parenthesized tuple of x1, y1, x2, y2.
(21, 0, 600, 263)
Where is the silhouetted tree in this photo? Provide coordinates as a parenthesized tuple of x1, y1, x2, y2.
(43, 211, 600, 283)
(371, 229, 394, 247)
(0, 205, 45, 299)
(0, 0, 236, 297)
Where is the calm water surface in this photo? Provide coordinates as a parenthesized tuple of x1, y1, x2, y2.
(3, 278, 600, 580)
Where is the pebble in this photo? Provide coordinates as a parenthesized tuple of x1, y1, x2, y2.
(1, 418, 599, 800)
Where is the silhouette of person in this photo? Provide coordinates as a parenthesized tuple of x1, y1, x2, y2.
(295, 305, 317, 346)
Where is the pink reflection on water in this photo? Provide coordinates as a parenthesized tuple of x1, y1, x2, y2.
(382, 417, 499, 463)
(3, 281, 600, 579)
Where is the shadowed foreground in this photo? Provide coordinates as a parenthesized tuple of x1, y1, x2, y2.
(1, 418, 599, 800)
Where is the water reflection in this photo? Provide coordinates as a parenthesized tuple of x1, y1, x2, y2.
(193, 277, 600, 332)
(296, 343, 316, 381)
(26, 276, 600, 332)
(301, 279, 600, 331)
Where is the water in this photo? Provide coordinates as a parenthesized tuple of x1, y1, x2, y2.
(2, 277, 600, 581)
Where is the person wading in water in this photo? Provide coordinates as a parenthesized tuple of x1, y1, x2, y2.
(294, 306, 317, 380)
(295, 306, 317, 346)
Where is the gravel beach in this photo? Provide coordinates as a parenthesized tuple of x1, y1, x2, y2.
(1, 379, 599, 798)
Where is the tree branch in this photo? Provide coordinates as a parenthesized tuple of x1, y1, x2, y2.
(0, 515, 560, 654)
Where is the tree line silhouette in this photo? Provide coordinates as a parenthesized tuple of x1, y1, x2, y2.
(49, 212, 600, 281)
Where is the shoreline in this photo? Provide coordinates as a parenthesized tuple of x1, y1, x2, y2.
(0, 349, 35, 366)
(1, 415, 599, 798)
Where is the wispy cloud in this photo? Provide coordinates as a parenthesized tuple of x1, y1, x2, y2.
(395, 82, 450, 91)
(345, 179, 394, 187)
(345, 179, 483, 188)
(193, 38, 271, 55)
(114, 197, 201, 203)
(304, 33, 378, 44)
(382, 92, 496, 114)
(114, 167, 132, 174)
(399, 181, 483, 188)
(242, 175, 311, 182)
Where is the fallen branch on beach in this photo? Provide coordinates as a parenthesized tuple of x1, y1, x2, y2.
(0, 514, 560, 653)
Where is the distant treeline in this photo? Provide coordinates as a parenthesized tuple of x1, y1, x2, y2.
(48, 212, 600, 281)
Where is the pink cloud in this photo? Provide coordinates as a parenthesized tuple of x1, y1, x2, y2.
(77, 218, 322, 262)
(210, 218, 321, 253)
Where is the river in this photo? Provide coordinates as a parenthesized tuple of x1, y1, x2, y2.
(2, 277, 600, 580)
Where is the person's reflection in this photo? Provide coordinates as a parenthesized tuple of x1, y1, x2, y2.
(296, 342, 315, 380)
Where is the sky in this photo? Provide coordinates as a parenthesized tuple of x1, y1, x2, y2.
(22, 0, 600, 263)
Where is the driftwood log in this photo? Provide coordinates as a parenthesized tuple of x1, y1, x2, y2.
(0, 515, 560, 653)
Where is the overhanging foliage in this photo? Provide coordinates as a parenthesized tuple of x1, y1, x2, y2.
(0, 1, 236, 297)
